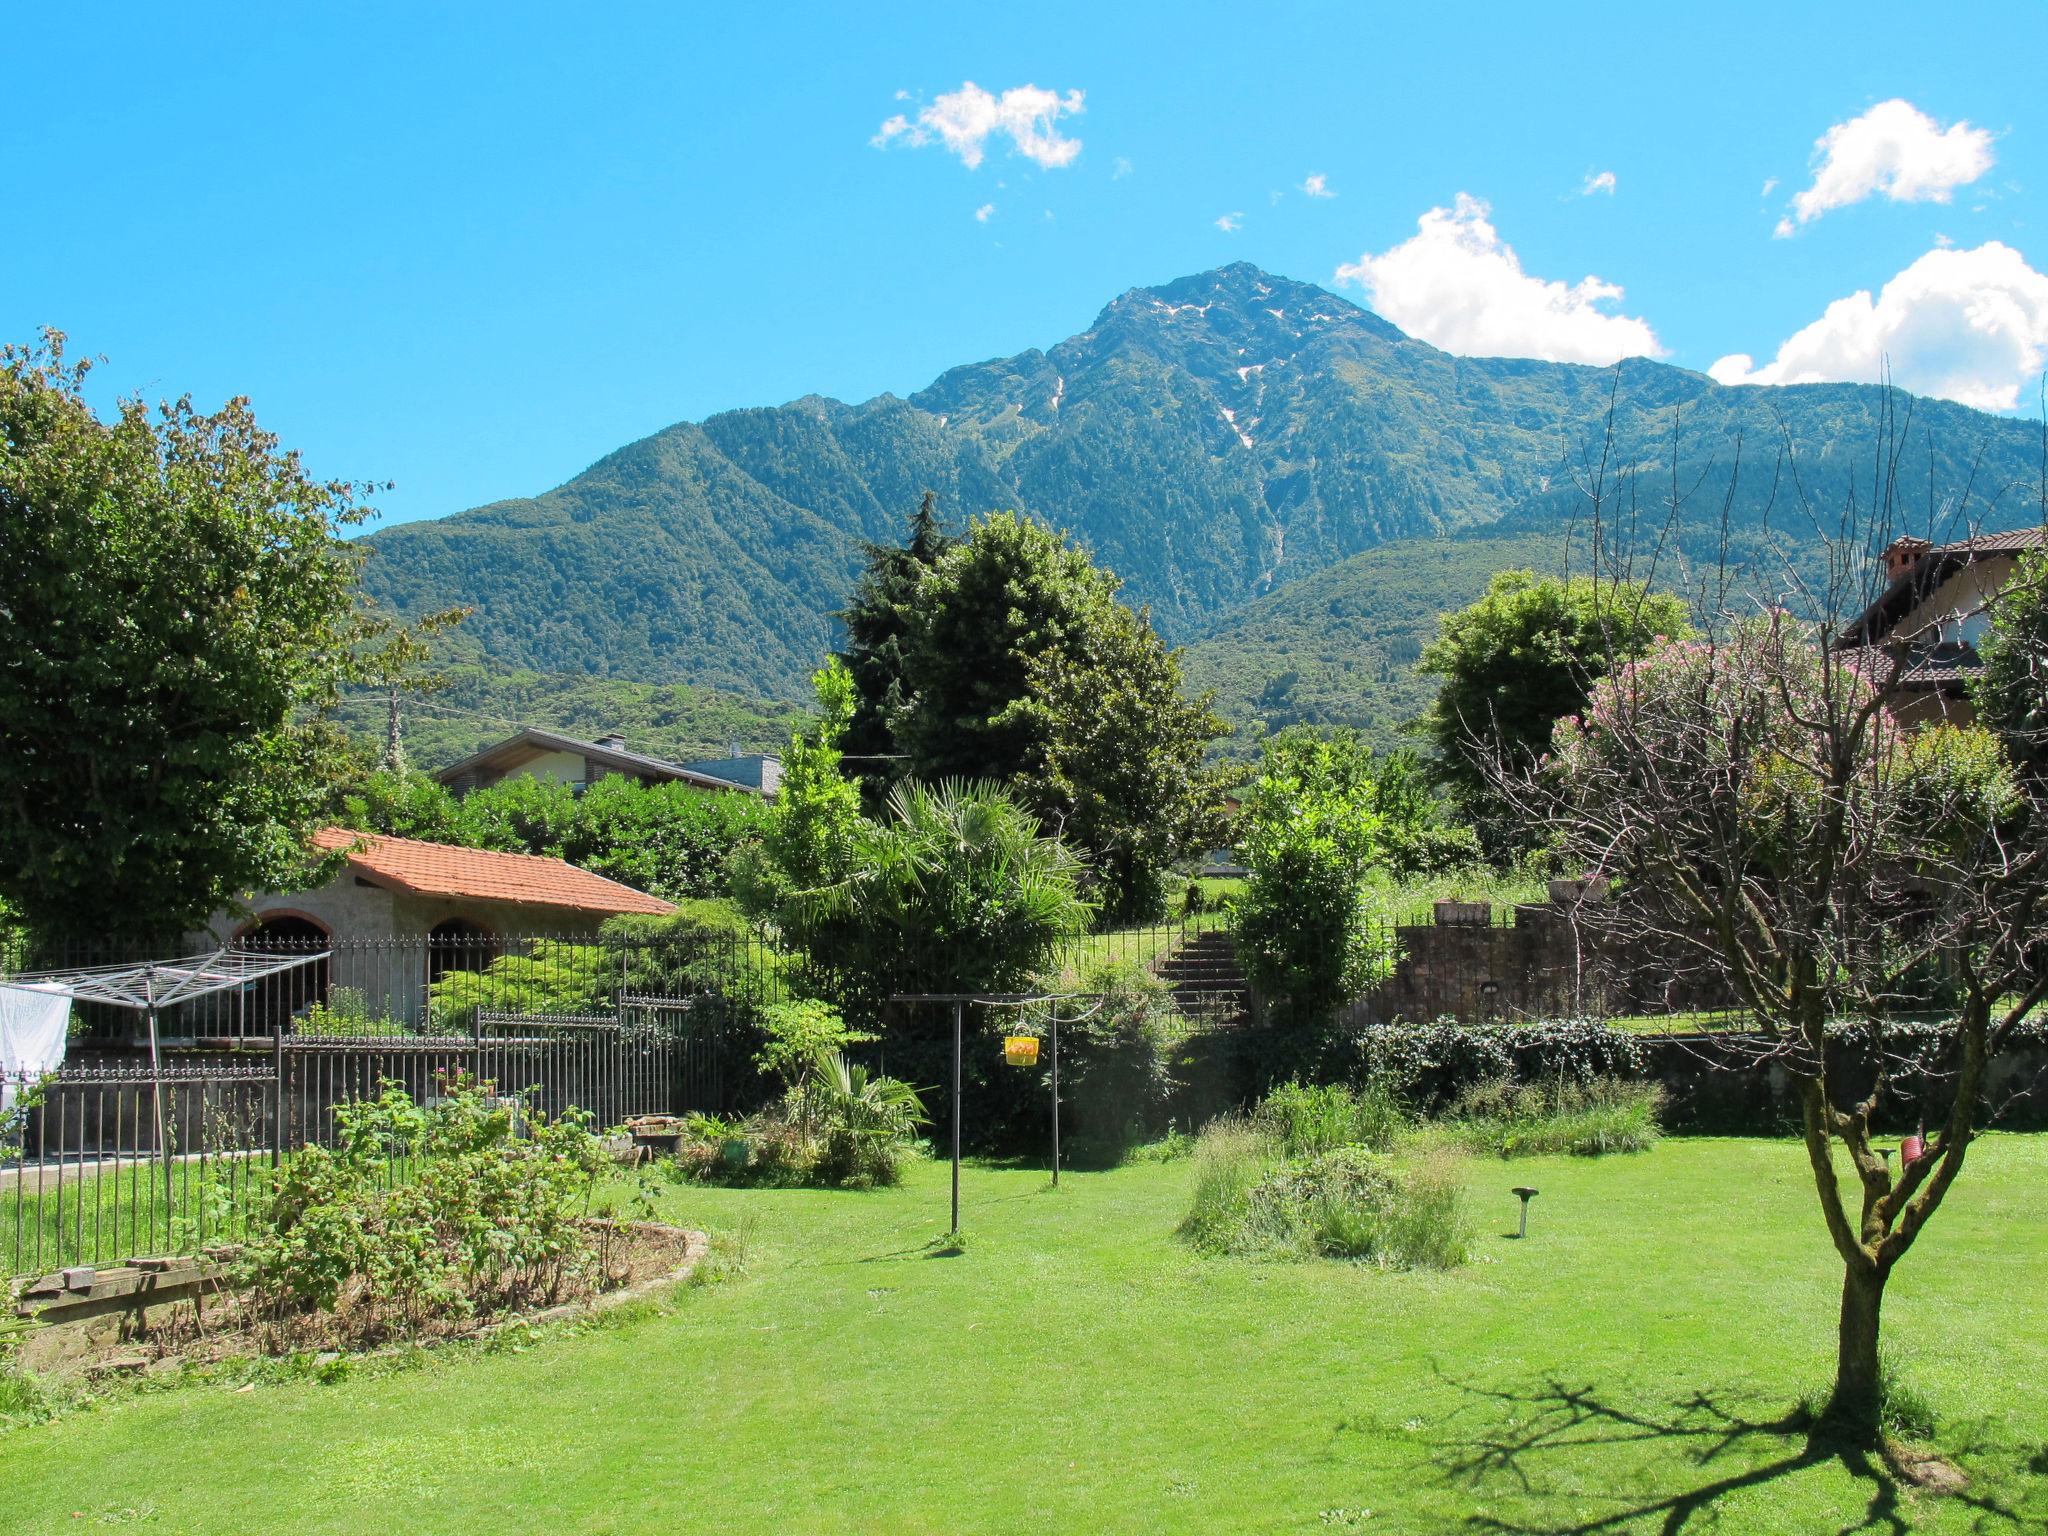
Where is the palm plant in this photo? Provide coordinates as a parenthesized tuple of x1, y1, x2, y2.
(849, 778, 1092, 992)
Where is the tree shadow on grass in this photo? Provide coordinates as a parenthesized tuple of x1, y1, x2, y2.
(1425, 1368, 2039, 1535)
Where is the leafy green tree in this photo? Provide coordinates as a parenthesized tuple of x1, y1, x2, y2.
(1537, 615, 2048, 1442)
(338, 769, 465, 842)
(1021, 601, 1228, 921)
(730, 660, 867, 928)
(836, 492, 955, 796)
(0, 332, 374, 941)
(894, 512, 1124, 785)
(1419, 570, 1692, 847)
(559, 775, 770, 901)
(1234, 732, 1400, 1082)
(736, 664, 1088, 1019)
(450, 774, 582, 857)
(338, 767, 769, 901)
(1974, 548, 2048, 777)
(894, 511, 1224, 918)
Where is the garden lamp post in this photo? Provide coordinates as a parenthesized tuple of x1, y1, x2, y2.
(1512, 1186, 1538, 1238)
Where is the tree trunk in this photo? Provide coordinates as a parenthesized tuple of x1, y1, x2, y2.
(1829, 1261, 1888, 1440)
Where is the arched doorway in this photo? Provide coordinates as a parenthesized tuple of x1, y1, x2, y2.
(235, 913, 331, 1034)
(426, 917, 500, 988)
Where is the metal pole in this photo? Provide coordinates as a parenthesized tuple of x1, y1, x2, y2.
(1048, 1011, 1064, 1187)
(950, 999, 963, 1234)
(145, 982, 172, 1242)
(271, 1027, 284, 1168)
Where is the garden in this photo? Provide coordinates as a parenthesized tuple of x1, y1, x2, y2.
(4, 1131, 2045, 1533)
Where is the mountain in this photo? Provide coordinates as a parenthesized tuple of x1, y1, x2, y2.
(358, 262, 2046, 711)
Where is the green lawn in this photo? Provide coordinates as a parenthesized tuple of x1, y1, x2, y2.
(5, 1137, 2046, 1534)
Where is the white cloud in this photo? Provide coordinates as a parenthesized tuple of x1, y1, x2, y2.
(1581, 170, 1616, 196)
(974, 203, 995, 223)
(1761, 176, 1779, 197)
(1778, 99, 1993, 233)
(1334, 193, 1662, 364)
(1709, 240, 2048, 411)
(1112, 156, 1133, 180)
(1301, 173, 1335, 199)
(1215, 211, 1243, 232)
(871, 82, 1085, 170)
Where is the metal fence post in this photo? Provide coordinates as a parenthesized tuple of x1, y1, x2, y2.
(271, 1027, 284, 1168)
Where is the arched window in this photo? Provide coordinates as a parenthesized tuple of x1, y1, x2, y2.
(235, 914, 331, 1033)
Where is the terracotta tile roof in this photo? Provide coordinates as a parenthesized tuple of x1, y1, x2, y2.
(312, 828, 675, 917)
(1932, 528, 2048, 557)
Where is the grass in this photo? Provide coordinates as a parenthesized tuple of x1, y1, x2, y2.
(5, 1137, 2047, 1532)
(1053, 908, 1232, 973)
(1441, 1077, 1666, 1158)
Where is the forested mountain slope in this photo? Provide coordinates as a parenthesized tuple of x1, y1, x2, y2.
(359, 262, 2045, 708)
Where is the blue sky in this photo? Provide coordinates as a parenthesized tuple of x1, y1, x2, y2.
(7, 2, 2046, 528)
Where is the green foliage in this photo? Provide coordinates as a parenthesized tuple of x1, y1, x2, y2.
(428, 939, 614, 1031)
(1255, 1080, 1407, 1156)
(738, 667, 1090, 1021)
(1021, 599, 1230, 921)
(678, 1042, 927, 1189)
(1975, 549, 2048, 778)
(836, 491, 957, 794)
(1019, 955, 1185, 1158)
(426, 904, 779, 1036)
(1443, 1076, 1665, 1157)
(755, 997, 875, 1090)
(560, 775, 770, 901)
(1233, 732, 1400, 1077)
(0, 332, 373, 941)
(337, 765, 771, 902)
(1347, 1017, 1648, 1114)
(244, 1076, 607, 1336)
(1177, 1119, 1468, 1268)
(892, 510, 1114, 792)
(296, 985, 409, 1038)
(1420, 569, 1693, 847)
(338, 769, 465, 842)
(846, 507, 1228, 922)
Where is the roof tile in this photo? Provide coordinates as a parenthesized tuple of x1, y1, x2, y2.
(313, 828, 675, 917)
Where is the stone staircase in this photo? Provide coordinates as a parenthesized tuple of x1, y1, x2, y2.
(1154, 928, 1251, 1027)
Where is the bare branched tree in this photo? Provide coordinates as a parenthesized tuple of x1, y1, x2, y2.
(1492, 378, 2048, 1447)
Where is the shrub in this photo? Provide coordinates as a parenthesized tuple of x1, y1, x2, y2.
(1177, 1120, 1469, 1267)
(1446, 1076, 1664, 1157)
(1349, 1017, 1647, 1114)
(1255, 1080, 1407, 1156)
(244, 1076, 607, 1338)
(296, 985, 409, 1038)
(1024, 956, 1183, 1160)
(678, 996, 927, 1188)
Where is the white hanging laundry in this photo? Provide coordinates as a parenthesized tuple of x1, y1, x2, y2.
(0, 982, 72, 1115)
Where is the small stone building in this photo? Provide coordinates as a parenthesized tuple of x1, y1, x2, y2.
(194, 828, 675, 1031)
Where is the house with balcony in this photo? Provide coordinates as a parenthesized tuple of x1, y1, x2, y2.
(1835, 529, 2047, 729)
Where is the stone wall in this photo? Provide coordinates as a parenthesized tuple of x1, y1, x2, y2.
(1356, 904, 1735, 1025)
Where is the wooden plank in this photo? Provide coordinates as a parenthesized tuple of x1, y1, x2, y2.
(15, 1261, 227, 1323)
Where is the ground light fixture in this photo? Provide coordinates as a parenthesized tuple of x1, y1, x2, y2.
(1512, 1186, 1539, 1238)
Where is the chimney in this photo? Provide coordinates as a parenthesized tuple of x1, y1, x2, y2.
(596, 732, 627, 751)
(1882, 536, 1931, 582)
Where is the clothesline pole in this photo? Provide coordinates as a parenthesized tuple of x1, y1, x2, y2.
(145, 971, 172, 1234)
